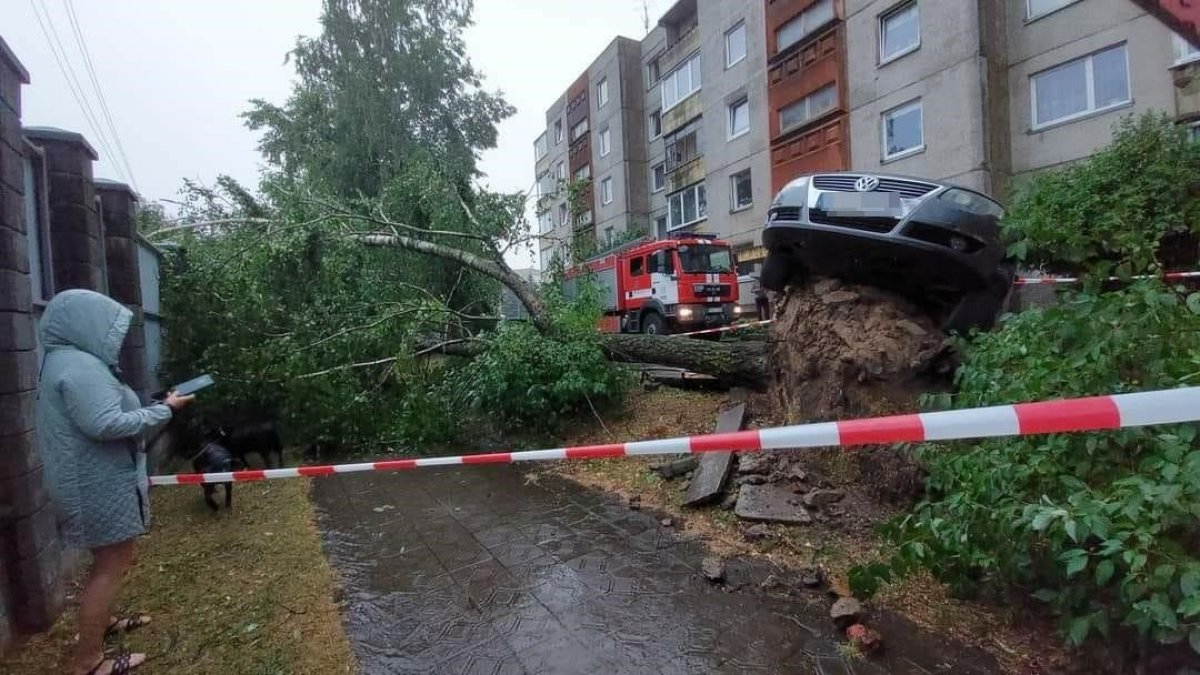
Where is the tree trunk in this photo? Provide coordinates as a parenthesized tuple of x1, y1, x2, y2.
(600, 334, 767, 386)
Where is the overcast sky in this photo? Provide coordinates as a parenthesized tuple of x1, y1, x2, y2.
(5, 0, 666, 268)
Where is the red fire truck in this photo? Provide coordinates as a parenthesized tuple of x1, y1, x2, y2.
(563, 236, 742, 335)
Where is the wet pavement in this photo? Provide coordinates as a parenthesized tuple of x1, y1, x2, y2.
(313, 466, 997, 675)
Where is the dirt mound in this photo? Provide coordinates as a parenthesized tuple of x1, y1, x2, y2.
(762, 278, 957, 505)
(767, 278, 953, 423)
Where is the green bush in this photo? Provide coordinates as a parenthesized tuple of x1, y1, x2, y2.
(1004, 112, 1200, 275)
(455, 282, 628, 432)
(853, 113, 1200, 655)
(852, 284, 1200, 649)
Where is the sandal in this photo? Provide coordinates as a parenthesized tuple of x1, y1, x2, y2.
(84, 651, 145, 675)
(105, 614, 151, 637)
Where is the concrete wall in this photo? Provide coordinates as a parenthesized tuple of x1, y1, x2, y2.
(538, 95, 569, 265)
(696, 0, 773, 249)
(1006, 0, 1177, 177)
(590, 38, 647, 242)
(96, 181, 149, 402)
(845, 0, 992, 192)
(0, 36, 63, 648)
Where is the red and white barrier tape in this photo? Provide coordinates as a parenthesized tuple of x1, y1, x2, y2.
(674, 319, 775, 337)
(1014, 271, 1200, 286)
(149, 386, 1200, 486)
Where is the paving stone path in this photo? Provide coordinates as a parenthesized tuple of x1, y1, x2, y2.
(313, 466, 996, 675)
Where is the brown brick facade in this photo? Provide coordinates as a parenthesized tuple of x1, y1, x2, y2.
(96, 180, 149, 401)
(23, 127, 102, 294)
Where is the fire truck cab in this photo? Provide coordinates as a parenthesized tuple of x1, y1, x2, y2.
(563, 236, 742, 335)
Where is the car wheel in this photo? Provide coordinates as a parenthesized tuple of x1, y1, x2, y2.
(943, 289, 1004, 336)
(641, 312, 667, 335)
(761, 252, 793, 293)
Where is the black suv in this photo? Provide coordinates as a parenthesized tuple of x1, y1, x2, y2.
(761, 172, 1014, 333)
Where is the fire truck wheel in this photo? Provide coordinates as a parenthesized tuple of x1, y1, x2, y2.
(641, 311, 667, 335)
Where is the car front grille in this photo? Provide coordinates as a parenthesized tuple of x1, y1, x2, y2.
(808, 212, 898, 233)
(768, 206, 802, 222)
(811, 174, 939, 200)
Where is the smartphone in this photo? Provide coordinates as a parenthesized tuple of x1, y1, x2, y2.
(172, 374, 214, 396)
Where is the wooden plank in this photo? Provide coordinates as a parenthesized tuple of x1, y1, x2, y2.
(682, 403, 745, 507)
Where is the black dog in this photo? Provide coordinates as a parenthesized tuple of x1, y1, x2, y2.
(192, 439, 235, 511)
(216, 419, 284, 470)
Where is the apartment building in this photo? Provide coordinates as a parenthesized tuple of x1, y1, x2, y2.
(844, 0, 1191, 197)
(534, 0, 773, 270)
(640, 0, 773, 268)
(535, 38, 646, 266)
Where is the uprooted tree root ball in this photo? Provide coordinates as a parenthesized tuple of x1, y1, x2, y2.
(763, 278, 956, 504)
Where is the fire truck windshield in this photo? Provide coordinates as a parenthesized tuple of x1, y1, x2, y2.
(677, 244, 733, 274)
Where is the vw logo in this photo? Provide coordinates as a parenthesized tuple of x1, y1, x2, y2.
(854, 176, 880, 192)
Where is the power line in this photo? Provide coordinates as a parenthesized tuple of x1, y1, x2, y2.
(61, 0, 139, 192)
(28, 0, 129, 185)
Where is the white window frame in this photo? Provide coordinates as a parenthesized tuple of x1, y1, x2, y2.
(597, 78, 610, 108)
(574, 164, 591, 182)
(725, 21, 747, 69)
(881, 99, 925, 162)
(554, 120, 563, 144)
(571, 118, 589, 142)
(534, 132, 548, 161)
(728, 97, 750, 140)
(1173, 34, 1200, 67)
(1030, 44, 1131, 131)
(778, 84, 837, 135)
(598, 128, 612, 157)
(555, 160, 566, 181)
(651, 162, 666, 193)
(661, 52, 702, 113)
(667, 182, 707, 231)
(558, 202, 569, 226)
(649, 109, 662, 140)
(601, 176, 614, 205)
(1025, 0, 1082, 22)
(776, 0, 835, 54)
(879, 1, 920, 66)
(730, 169, 752, 212)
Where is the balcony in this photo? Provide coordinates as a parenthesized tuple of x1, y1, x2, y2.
(663, 119, 703, 176)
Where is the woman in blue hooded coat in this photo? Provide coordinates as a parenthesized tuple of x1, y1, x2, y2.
(36, 290, 194, 675)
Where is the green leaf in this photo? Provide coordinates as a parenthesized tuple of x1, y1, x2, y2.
(1065, 519, 1079, 542)
(1066, 554, 1089, 577)
(1187, 293, 1200, 315)
(1032, 589, 1057, 602)
(1031, 512, 1054, 532)
(1068, 616, 1091, 645)
(1181, 570, 1200, 597)
(1096, 559, 1116, 586)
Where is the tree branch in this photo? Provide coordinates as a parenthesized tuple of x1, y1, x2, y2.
(146, 218, 276, 239)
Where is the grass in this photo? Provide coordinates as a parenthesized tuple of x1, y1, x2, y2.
(2, 479, 355, 675)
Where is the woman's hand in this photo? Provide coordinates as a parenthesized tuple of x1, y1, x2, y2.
(163, 391, 196, 411)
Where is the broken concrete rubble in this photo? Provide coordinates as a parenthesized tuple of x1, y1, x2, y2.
(735, 484, 813, 525)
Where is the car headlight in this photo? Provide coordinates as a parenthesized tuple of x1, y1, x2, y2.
(678, 307, 695, 319)
(733, 305, 743, 315)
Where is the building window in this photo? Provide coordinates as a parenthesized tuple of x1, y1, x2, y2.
(534, 132, 548, 161)
(779, 84, 837, 134)
(649, 109, 662, 139)
(661, 52, 702, 112)
(730, 169, 752, 211)
(1031, 44, 1129, 129)
(654, 215, 668, 238)
(1026, 0, 1080, 21)
(555, 160, 566, 181)
(726, 22, 747, 68)
(879, 2, 919, 65)
(728, 97, 750, 139)
(882, 99, 924, 161)
(651, 162, 666, 193)
(1174, 34, 1200, 66)
(577, 209, 593, 227)
(597, 78, 610, 108)
(601, 176, 614, 205)
(554, 120, 563, 144)
(558, 203, 569, 226)
(776, 0, 835, 53)
(664, 118, 703, 172)
(667, 182, 707, 230)
(1189, 122, 1200, 143)
(648, 58, 661, 86)
(571, 118, 589, 142)
(22, 146, 51, 303)
(538, 210, 555, 234)
(574, 164, 591, 182)
(598, 128, 611, 157)
(603, 226, 614, 247)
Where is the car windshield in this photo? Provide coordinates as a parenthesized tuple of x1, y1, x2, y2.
(677, 244, 733, 274)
